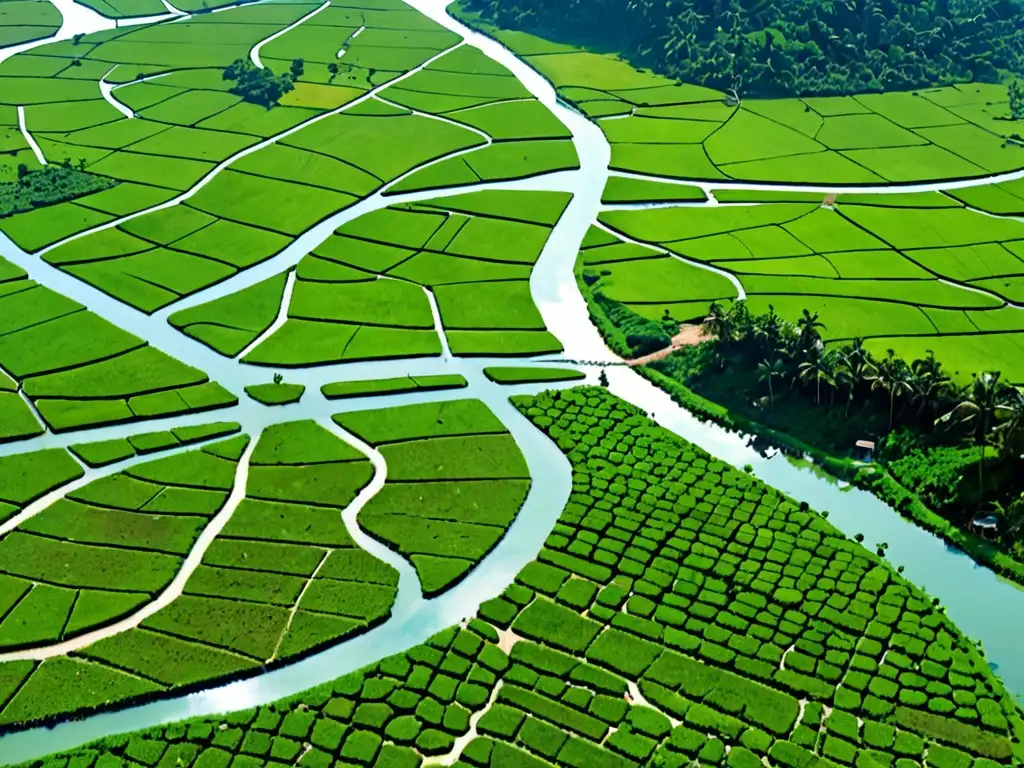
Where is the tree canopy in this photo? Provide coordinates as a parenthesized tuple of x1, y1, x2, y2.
(462, 0, 1024, 96)
(223, 58, 294, 107)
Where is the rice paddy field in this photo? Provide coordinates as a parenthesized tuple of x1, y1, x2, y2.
(9, 390, 1022, 766)
(467, 25, 1024, 185)
(589, 186, 1024, 383)
(2, 0, 1024, 764)
(0, 0, 61, 48)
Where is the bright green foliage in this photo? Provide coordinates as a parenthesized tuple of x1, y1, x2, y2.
(6, 388, 1020, 767)
(483, 367, 586, 385)
(321, 374, 468, 399)
(244, 382, 305, 406)
(340, 399, 530, 596)
(0, 165, 117, 221)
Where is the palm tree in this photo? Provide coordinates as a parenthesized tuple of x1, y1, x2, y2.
(798, 350, 836, 406)
(703, 301, 733, 344)
(757, 357, 786, 409)
(935, 372, 1010, 502)
(834, 361, 857, 419)
(797, 308, 826, 352)
(866, 349, 914, 430)
(753, 304, 783, 356)
(910, 350, 953, 422)
(727, 300, 753, 342)
(992, 387, 1024, 463)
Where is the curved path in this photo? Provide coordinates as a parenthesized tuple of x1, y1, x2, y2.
(0, 440, 256, 663)
(249, 0, 330, 69)
(0, 0, 1024, 761)
(0, 0, 183, 65)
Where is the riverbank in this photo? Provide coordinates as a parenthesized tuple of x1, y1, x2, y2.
(578, 278, 1024, 587)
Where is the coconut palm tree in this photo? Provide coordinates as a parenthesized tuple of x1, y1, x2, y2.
(936, 372, 1011, 502)
(796, 308, 826, 352)
(757, 356, 786, 409)
(752, 304, 784, 356)
(866, 349, 914, 431)
(834, 359, 858, 418)
(991, 386, 1024, 462)
(910, 350, 953, 422)
(703, 301, 733, 344)
(798, 349, 836, 406)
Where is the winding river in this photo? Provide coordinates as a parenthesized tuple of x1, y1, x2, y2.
(0, 0, 1022, 762)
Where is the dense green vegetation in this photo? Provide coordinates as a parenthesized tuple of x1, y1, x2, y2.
(14, 388, 1021, 767)
(0, 421, 400, 726)
(321, 374, 468, 400)
(245, 381, 306, 405)
(459, 0, 1024, 97)
(1, 165, 117, 220)
(335, 399, 531, 596)
(587, 278, 1024, 576)
(222, 59, 296, 108)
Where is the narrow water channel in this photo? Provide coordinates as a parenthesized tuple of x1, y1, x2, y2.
(0, 0, 1022, 762)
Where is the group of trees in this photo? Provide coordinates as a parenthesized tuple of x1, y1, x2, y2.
(691, 300, 1024, 537)
(463, 0, 1024, 96)
(1, 160, 114, 219)
(222, 57, 304, 107)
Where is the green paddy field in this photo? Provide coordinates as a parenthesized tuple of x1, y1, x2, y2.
(0, 0, 1023, 766)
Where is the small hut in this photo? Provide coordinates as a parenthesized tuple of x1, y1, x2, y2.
(969, 514, 999, 538)
(854, 439, 875, 461)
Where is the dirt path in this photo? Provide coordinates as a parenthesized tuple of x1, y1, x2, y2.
(627, 324, 712, 367)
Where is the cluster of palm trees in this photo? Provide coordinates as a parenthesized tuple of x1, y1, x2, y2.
(699, 301, 1024, 524)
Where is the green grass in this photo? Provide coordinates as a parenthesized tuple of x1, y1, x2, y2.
(188, 171, 356, 236)
(282, 107, 485, 182)
(446, 329, 562, 356)
(244, 383, 305, 406)
(483, 367, 586, 384)
(252, 421, 364, 466)
(334, 398, 508, 444)
(0, 392, 43, 442)
(380, 434, 529, 481)
(5, 385, 1022, 758)
(601, 177, 705, 205)
(434, 280, 546, 330)
(450, 100, 571, 140)
(321, 374, 468, 399)
(243, 319, 441, 367)
(70, 438, 137, 468)
(0, 448, 83, 506)
(170, 272, 288, 357)
(289, 278, 433, 327)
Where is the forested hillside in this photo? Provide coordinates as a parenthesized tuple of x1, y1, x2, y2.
(460, 0, 1024, 96)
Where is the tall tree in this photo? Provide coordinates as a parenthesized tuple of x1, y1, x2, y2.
(796, 308, 826, 353)
(935, 372, 1010, 502)
(757, 357, 786, 409)
(910, 350, 953, 422)
(866, 349, 914, 430)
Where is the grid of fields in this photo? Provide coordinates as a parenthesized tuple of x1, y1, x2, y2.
(0, 419, 407, 725)
(591, 189, 1024, 383)
(0, 0, 61, 49)
(14, 389, 1020, 767)
(0, 435, 250, 653)
(0, 2, 577, 319)
(475, 29, 1024, 185)
(0, 255, 235, 435)
(171, 189, 572, 363)
(2, 0, 1024, 761)
(336, 399, 531, 596)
